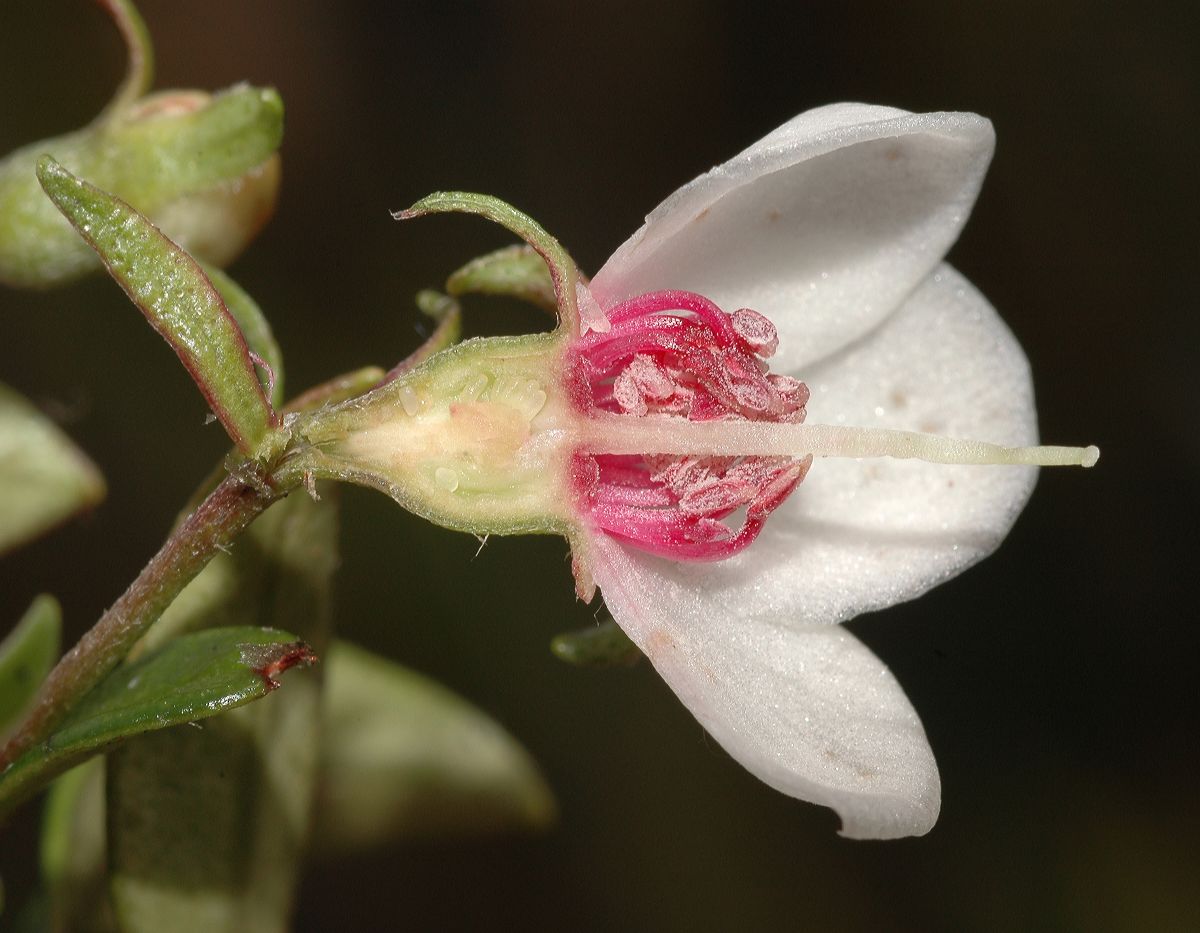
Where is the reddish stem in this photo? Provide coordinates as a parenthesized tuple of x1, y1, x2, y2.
(0, 474, 280, 777)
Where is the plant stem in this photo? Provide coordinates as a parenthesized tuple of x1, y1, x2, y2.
(0, 473, 282, 777)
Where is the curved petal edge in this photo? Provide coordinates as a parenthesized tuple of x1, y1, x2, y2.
(588, 532, 941, 840)
(591, 104, 996, 372)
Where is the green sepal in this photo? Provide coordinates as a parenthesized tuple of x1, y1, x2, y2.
(281, 366, 387, 415)
(0, 627, 314, 822)
(550, 616, 643, 668)
(0, 596, 62, 740)
(311, 641, 555, 853)
(383, 290, 462, 381)
(36, 158, 277, 454)
(396, 192, 602, 334)
(0, 382, 106, 555)
(95, 0, 155, 120)
(447, 244, 558, 313)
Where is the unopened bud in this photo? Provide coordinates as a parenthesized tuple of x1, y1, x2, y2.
(0, 7, 283, 289)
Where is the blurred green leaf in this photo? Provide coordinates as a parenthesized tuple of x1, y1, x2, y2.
(35, 158, 276, 453)
(108, 85, 283, 208)
(0, 84, 282, 288)
(551, 617, 642, 668)
(108, 491, 336, 933)
(40, 758, 113, 932)
(0, 595, 61, 739)
(312, 640, 555, 855)
(203, 263, 285, 406)
(0, 627, 313, 820)
(0, 384, 105, 555)
(447, 243, 558, 312)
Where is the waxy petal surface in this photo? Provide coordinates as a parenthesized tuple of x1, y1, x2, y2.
(587, 266, 1035, 838)
(590, 104, 994, 373)
(592, 265, 1036, 632)
(588, 532, 939, 839)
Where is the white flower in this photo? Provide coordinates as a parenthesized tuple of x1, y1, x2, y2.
(577, 104, 1082, 839)
(310, 103, 1095, 840)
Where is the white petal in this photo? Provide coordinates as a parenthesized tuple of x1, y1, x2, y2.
(584, 266, 1032, 837)
(588, 532, 940, 839)
(590, 104, 994, 373)
(785, 262, 1038, 615)
(590, 263, 1036, 633)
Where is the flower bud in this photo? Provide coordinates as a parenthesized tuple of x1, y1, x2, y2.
(0, 84, 282, 288)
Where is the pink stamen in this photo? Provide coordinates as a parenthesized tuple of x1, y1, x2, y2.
(594, 454, 657, 487)
(730, 308, 779, 357)
(592, 504, 730, 551)
(605, 290, 739, 347)
(594, 484, 676, 509)
(580, 317, 715, 370)
(567, 290, 811, 563)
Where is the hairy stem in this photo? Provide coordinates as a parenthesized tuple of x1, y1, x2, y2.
(0, 473, 282, 779)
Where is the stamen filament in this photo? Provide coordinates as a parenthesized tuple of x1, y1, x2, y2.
(582, 414, 1099, 468)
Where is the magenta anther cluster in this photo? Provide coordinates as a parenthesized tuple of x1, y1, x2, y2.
(568, 290, 812, 560)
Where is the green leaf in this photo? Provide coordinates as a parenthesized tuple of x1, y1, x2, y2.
(0, 383, 105, 555)
(39, 758, 113, 932)
(0, 596, 62, 739)
(447, 244, 558, 312)
(311, 640, 555, 854)
(108, 491, 336, 933)
(0, 627, 314, 820)
(55, 629, 313, 752)
(396, 192, 603, 334)
(202, 263, 285, 406)
(551, 616, 642, 668)
(35, 158, 276, 453)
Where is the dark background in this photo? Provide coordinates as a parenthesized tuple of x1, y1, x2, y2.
(2, 1, 1197, 930)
